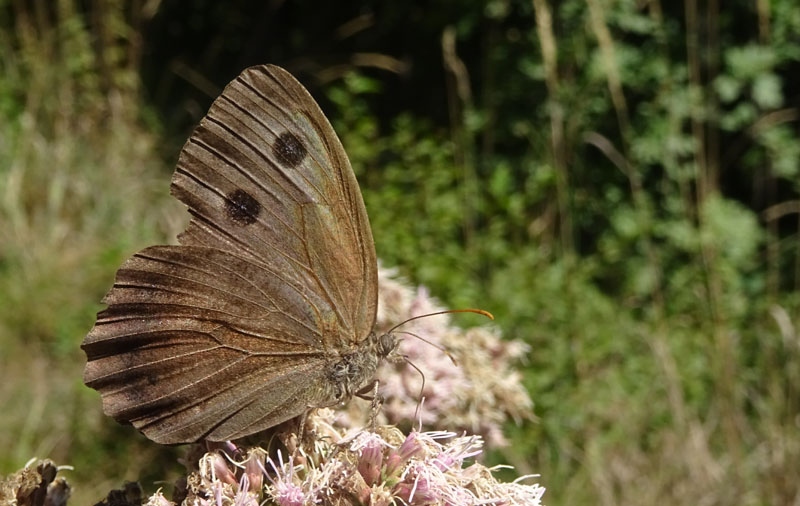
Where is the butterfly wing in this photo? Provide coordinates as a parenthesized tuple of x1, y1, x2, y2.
(82, 65, 378, 443)
(174, 64, 377, 345)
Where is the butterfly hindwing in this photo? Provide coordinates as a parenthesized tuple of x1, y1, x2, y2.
(82, 245, 332, 443)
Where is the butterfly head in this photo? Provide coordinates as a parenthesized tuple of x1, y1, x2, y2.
(374, 331, 399, 359)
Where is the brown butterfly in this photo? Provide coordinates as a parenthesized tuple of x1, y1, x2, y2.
(81, 65, 399, 444)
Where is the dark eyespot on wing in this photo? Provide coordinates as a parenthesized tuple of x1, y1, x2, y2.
(273, 131, 307, 168)
(225, 189, 261, 225)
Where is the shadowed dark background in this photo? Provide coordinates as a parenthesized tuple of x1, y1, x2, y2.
(1, 1, 800, 504)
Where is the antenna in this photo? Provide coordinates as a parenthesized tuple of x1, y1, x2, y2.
(385, 308, 494, 336)
(395, 330, 458, 366)
(388, 308, 495, 421)
(403, 356, 427, 423)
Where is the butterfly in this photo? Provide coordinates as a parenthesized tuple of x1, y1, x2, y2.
(81, 65, 399, 444)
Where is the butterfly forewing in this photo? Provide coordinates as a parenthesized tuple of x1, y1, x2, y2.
(173, 65, 377, 341)
(82, 65, 378, 443)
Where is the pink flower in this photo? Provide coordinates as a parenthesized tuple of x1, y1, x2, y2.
(144, 491, 173, 506)
(352, 432, 386, 486)
(394, 460, 446, 504)
(273, 481, 305, 506)
(146, 420, 544, 505)
(244, 451, 263, 493)
(210, 453, 237, 486)
(265, 451, 306, 506)
(385, 430, 425, 477)
(432, 435, 482, 471)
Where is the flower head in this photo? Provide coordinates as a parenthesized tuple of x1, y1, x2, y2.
(265, 450, 307, 506)
(352, 431, 389, 486)
(341, 267, 535, 448)
(143, 414, 544, 506)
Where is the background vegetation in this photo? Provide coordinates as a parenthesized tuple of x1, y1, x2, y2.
(1, 0, 800, 504)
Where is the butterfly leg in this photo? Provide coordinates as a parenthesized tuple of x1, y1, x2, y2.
(355, 380, 382, 430)
(277, 411, 309, 468)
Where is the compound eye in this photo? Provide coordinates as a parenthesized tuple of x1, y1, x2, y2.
(379, 333, 397, 356)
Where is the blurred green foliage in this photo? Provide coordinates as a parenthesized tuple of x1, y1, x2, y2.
(1, 0, 800, 504)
